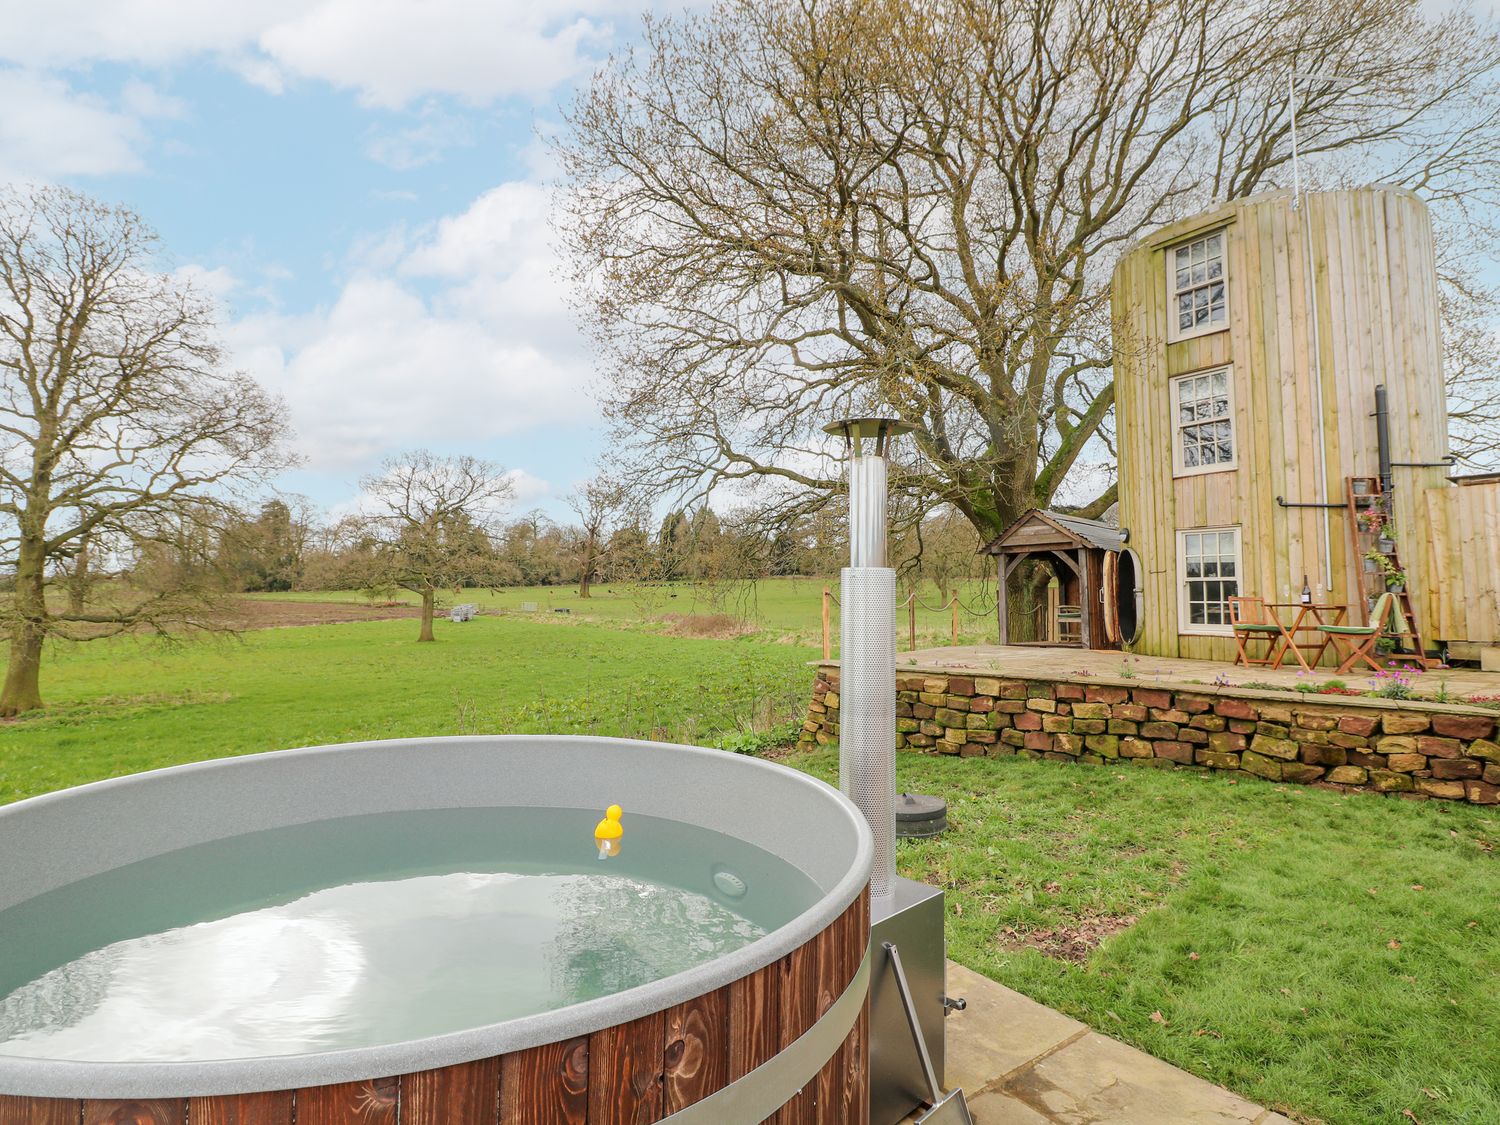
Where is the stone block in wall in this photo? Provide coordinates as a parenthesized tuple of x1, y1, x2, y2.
(1152, 708, 1192, 723)
(1177, 728, 1208, 745)
(965, 713, 989, 730)
(1023, 731, 1051, 751)
(919, 692, 945, 707)
(1338, 714, 1380, 737)
(1431, 759, 1481, 780)
(897, 718, 919, 733)
(1254, 721, 1290, 738)
(1432, 714, 1496, 740)
(948, 676, 975, 694)
(1119, 737, 1153, 758)
(1054, 733, 1084, 754)
(1079, 752, 1104, 764)
(1001, 728, 1025, 747)
(1250, 734, 1299, 761)
(1196, 750, 1240, 769)
(937, 739, 962, 755)
(1215, 698, 1258, 720)
(1385, 753, 1426, 773)
(1327, 765, 1368, 784)
(1468, 738, 1500, 764)
(970, 696, 994, 713)
(1042, 715, 1071, 733)
(960, 743, 985, 757)
(1014, 711, 1042, 731)
(1240, 751, 1283, 780)
(1027, 697, 1058, 713)
(1190, 714, 1228, 732)
(1281, 762, 1325, 784)
(974, 677, 1001, 695)
(907, 734, 934, 748)
(934, 707, 967, 727)
(944, 694, 972, 711)
(1176, 694, 1212, 713)
(913, 703, 935, 719)
(1294, 712, 1338, 732)
(1085, 686, 1129, 704)
(1072, 718, 1106, 735)
(988, 744, 1016, 758)
(1228, 719, 1257, 734)
(1259, 706, 1292, 725)
(1291, 728, 1329, 745)
(1486, 765, 1500, 784)
(1086, 734, 1120, 756)
(945, 727, 968, 744)
(920, 720, 942, 737)
(1376, 735, 1417, 755)
(1208, 731, 1247, 753)
(1370, 769, 1414, 792)
(1417, 778, 1466, 799)
(1155, 742, 1194, 764)
(1140, 721, 1179, 739)
(1054, 682, 1086, 701)
(1108, 719, 1139, 736)
(1382, 713, 1431, 736)
(1071, 702, 1111, 719)
(1113, 703, 1147, 721)
(1466, 781, 1499, 804)
(1329, 732, 1370, 749)
(1347, 750, 1384, 770)
(1300, 745, 1347, 768)
(1133, 689, 1173, 709)
(924, 676, 949, 694)
(1026, 682, 1053, 699)
(1416, 736, 1460, 759)
(1000, 681, 1029, 699)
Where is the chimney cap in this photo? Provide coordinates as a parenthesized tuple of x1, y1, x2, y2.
(823, 416, 913, 454)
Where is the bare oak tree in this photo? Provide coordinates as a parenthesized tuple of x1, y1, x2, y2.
(556, 0, 1500, 538)
(566, 476, 630, 598)
(0, 185, 292, 716)
(359, 451, 513, 641)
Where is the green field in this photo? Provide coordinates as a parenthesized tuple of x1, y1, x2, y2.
(1, 599, 1496, 1124)
(251, 575, 1003, 649)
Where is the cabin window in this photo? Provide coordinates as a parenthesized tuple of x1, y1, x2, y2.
(1170, 367, 1236, 475)
(1167, 229, 1227, 341)
(1178, 528, 1241, 635)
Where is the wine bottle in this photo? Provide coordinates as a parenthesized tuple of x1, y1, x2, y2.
(1300, 575, 1312, 605)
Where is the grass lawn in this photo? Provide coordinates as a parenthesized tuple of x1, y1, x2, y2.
(789, 747, 1499, 1125)
(2, 611, 1496, 1124)
(249, 575, 1003, 649)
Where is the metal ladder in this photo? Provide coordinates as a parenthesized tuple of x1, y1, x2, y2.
(1344, 475, 1432, 665)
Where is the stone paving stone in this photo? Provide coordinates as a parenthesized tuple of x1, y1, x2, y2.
(1008, 1031, 1268, 1124)
(943, 962, 1087, 1090)
(964, 1088, 1055, 1123)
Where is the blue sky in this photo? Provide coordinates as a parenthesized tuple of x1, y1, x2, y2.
(0, 1, 693, 520)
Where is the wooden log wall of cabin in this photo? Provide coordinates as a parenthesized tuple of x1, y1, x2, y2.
(1113, 188, 1450, 662)
(1425, 482, 1500, 645)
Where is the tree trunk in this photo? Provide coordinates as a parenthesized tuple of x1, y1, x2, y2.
(578, 536, 595, 598)
(418, 588, 436, 642)
(1, 545, 47, 716)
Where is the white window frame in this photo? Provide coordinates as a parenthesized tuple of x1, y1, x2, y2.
(1166, 228, 1229, 342)
(1169, 365, 1238, 477)
(1177, 527, 1243, 637)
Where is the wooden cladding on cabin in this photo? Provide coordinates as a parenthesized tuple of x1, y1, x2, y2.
(0, 893, 869, 1125)
(1113, 188, 1452, 660)
(1425, 482, 1500, 645)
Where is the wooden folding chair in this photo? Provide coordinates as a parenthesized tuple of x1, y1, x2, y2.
(1323, 592, 1396, 674)
(1056, 604, 1083, 644)
(1230, 596, 1284, 667)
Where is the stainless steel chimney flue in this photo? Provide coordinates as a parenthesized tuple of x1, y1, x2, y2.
(824, 417, 910, 908)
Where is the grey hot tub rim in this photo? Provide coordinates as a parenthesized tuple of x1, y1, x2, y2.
(0, 735, 874, 1100)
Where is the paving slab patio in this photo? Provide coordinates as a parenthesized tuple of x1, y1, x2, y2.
(934, 962, 1296, 1125)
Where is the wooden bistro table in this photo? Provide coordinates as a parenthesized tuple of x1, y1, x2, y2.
(1266, 603, 1348, 671)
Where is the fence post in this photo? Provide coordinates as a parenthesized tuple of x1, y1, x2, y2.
(822, 587, 832, 661)
(951, 596, 958, 646)
(908, 596, 917, 651)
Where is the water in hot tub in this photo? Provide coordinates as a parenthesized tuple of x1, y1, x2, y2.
(0, 807, 819, 1062)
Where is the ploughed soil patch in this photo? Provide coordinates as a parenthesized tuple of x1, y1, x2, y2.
(999, 912, 1139, 964)
(233, 599, 428, 629)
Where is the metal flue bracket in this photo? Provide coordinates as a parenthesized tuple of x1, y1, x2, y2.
(884, 942, 973, 1124)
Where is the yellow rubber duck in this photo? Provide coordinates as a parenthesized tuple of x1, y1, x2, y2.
(594, 804, 623, 859)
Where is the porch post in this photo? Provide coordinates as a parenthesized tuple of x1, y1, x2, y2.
(997, 556, 1010, 645)
(1078, 548, 1093, 648)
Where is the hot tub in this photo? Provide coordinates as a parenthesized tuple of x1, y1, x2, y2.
(0, 736, 872, 1123)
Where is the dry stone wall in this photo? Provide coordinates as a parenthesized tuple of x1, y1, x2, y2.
(800, 664, 1500, 805)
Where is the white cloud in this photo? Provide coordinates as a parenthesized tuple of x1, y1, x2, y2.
(504, 468, 554, 505)
(0, 69, 146, 179)
(366, 106, 474, 171)
(222, 180, 592, 474)
(0, 2, 649, 109)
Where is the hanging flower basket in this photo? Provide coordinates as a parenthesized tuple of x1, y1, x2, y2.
(1377, 536, 1396, 553)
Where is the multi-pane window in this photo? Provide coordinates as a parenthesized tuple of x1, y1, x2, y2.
(1179, 529, 1241, 632)
(1170, 367, 1235, 474)
(1169, 230, 1227, 340)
